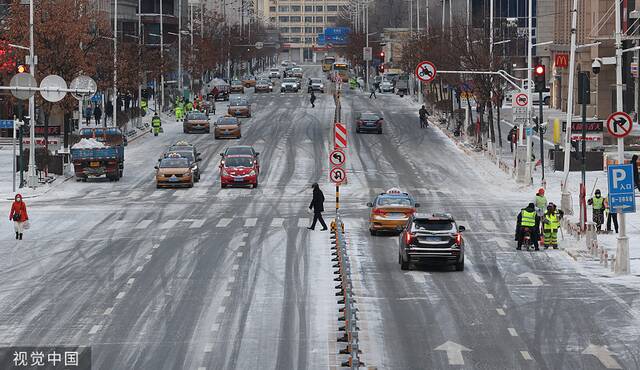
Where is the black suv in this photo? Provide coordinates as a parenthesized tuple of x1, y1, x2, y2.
(398, 213, 466, 271)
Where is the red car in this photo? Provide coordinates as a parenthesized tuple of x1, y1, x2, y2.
(220, 155, 259, 188)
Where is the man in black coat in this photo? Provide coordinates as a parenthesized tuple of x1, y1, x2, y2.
(308, 183, 328, 231)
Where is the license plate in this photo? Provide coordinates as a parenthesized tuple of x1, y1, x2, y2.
(169, 176, 179, 182)
(90, 161, 100, 167)
(387, 213, 406, 219)
(424, 236, 441, 242)
(234, 177, 243, 182)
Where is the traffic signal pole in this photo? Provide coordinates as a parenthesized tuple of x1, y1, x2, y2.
(27, 0, 37, 188)
(539, 89, 544, 184)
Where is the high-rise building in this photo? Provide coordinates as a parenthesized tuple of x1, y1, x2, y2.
(255, 0, 348, 62)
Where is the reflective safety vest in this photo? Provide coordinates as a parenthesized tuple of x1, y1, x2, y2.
(140, 99, 147, 109)
(544, 212, 559, 230)
(535, 195, 547, 210)
(151, 117, 161, 127)
(592, 196, 605, 210)
(520, 209, 536, 227)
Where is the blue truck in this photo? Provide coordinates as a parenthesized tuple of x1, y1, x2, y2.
(71, 128, 125, 181)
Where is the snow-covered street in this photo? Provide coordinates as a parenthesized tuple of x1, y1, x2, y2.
(0, 65, 639, 370)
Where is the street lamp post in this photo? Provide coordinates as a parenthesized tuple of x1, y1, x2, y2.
(178, 0, 182, 95)
(113, 0, 118, 129)
(27, 0, 37, 188)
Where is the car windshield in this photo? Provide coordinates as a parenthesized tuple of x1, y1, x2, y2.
(270, 69, 279, 72)
(231, 80, 242, 85)
(283, 78, 297, 83)
(159, 158, 189, 168)
(413, 220, 455, 231)
(377, 196, 412, 207)
(225, 147, 254, 156)
(361, 113, 380, 121)
(218, 117, 239, 125)
(311, 79, 322, 84)
(230, 100, 248, 106)
(225, 157, 254, 167)
(166, 151, 194, 161)
(187, 112, 207, 120)
(257, 80, 270, 84)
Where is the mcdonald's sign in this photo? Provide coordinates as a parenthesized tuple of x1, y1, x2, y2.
(555, 53, 569, 68)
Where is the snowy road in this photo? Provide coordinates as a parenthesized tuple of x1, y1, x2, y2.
(0, 66, 639, 369)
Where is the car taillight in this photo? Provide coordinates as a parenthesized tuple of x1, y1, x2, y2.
(357, 120, 362, 126)
(405, 232, 416, 245)
(455, 233, 462, 246)
(372, 208, 385, 216)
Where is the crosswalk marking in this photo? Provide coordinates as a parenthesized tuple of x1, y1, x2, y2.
(159, 219, 179, 229)
(298, 217, 309, 227)
(217, 218, 232, 228)
(189, 219, 206, 228)
(481, 220, 498, 230)
(244, 218, 257, 227)
(108, 220, 128, 230)
(271, 218, 284, 227)
(134, 219, 153, 229)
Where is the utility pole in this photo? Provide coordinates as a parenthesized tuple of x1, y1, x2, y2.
(190, 2, 194, 94)
(27, 0, 37, 188)
(489, 0, 494, 152)
(160, 0, 165, 112)
(138, 0, 142, 128)
(178, 0, 183, 95)
(525, 0, 533, 185)
(426, 0, 429, 31)
(113, 0, 118, 129)
(561, 0, 579, 214)
(614, 0, 630, 274)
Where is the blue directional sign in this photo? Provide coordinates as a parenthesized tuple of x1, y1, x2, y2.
(608, 164, 636, 213)
(0, 120, 14, 129)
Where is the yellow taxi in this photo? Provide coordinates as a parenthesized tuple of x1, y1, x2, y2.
(366, 188, 420, 235)
(155, 153, 194, 188)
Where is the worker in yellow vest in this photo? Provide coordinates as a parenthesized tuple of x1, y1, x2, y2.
(587, 189, 605, 232)
(516, 202, 541, 250)
(542, 203, 563, 249)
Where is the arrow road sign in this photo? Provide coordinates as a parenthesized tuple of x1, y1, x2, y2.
(329, 167, 346, 184)
(582, 344, 622, 369)
(415, 61, 437, 82)
(607, 164, 636, 213)
(329, 149, 346, 166)
(518, 272, 544, 287)
(606, 111, 633, 138)
(434, 341, 472, 365)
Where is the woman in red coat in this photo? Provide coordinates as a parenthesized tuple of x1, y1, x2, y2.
(9, 194, 28, 240)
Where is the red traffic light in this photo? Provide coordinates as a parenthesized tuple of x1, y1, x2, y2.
(534, 65, 545, 76)
(380, 51, 385, 58)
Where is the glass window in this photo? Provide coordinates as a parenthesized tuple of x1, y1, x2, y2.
(291, 5, 301, 12)
(305, 16, 314, 22)
(327, 5, 338, 11)
(305, 27, 314, 33)
(315, 16, 323, 22)
(316, 27, 324, 33)
(278, 5, 289, 12)
(269, 6, 276, 12)
(412, 220, 455, 232)
(279, 16, 289, 22)
(225, 157, 254, 167)
(305, 37, 314, 44)
(316, 6, 323, 11)
(290, 16, 301, 22)
(326, 16, 337, 23)
(290, 37, 301, 42)
(304, 5, 313, 12)
(290, 27, 301, 33)
(160, 158, 189, 168)
(376, 196, 412, 206)
(280, 27, 289, 33)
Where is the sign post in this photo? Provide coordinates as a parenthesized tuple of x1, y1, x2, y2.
(512, 92, 529, 183)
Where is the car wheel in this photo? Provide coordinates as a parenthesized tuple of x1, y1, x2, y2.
(183, 128, 188, 133)
(378, 129, 383, 134)
(400, 254, 410, 270)
(369, 229, 377, 236)
(543, 96, 550, 105)
(221, 184, 226, 189)
(356, 128, 360, 133)
(253, 181, 259, 189)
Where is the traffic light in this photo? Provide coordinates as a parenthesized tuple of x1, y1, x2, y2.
(379, 51, 385, 59)
(534, 64, 546, 93)
(378, 64, 384, 73)
(17, 65, 26, 73)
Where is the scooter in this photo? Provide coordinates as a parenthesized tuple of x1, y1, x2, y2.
(520, 227, 538, 251)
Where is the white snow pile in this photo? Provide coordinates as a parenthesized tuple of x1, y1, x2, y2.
(72, 138, 106, 149)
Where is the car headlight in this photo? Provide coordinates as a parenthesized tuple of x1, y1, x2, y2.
(249, 170, 256, 176)
(192, 164, 198, 171)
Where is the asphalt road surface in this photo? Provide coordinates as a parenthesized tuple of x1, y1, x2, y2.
(0, 66, 638, 370)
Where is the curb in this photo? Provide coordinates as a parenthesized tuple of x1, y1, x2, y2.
(3, 174, 74, 201)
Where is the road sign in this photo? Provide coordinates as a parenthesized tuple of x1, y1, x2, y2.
(9, 72, 37, 100)
(606, 111, 633, 138)
(363, 47, 372, 61)
(512, 92, 529, 124)
(608, 164, 636, 213)
(39, 74, 67, 103)
(255, 41, 264, 49)
(330, 167, 347, 184)
(334, 122, 347, 149)
(70, 75, 97, 100)
(514, 93, 529, 107)
(415, 61, 436, 82)
(329, 149, 346, 166)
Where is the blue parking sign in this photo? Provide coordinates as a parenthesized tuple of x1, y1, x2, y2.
(608, 164, 636, 213)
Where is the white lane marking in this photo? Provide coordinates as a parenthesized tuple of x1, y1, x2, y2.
(238, 241, 246, 247)
(508, 328, 518, 337)
(228, 276, 236, 283)
(189, 219, 206, 229)
(217, 306, 226, 315)
(127, 278, 135, 285)
(88, 325, 102, 334)
(407, 271, 427, 284)
(223, 290, 231, 297)
(145, 254, 152, 259)
(471, 272, 483, 284)
(298, 218, 309, 227)
(244, 218, 257, 227)
(271, 218, 284, 227)
(583, 344, 622, 369)
(496, 308, 506, 316)
(486, 294, 494, 299)
(211, 323, 220, 332)
(159, 219, 180, 229)
(241, 232, 249, 238)
(198, 367, 207, 370)
(108, 220, 128, 230)
(134, 219, 153, 229)
(520, 351, 533, 360)
(103, 307, 113, 315)
(136, 266, 143, 272)
(481, 220, 498, 230)
(232, 264, 239, 271)
(204, 343, 213, 353)
(434, 341, 472, 366)
(217, 218, 232, 227)
(152, 244, 159, 249)
(116, 292, 126, 299)
(237, 252, 244, 257)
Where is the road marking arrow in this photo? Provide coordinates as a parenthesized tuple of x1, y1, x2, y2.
(518, 272, 544, 287)
(582, 344, 622, 369)
(434, 341, 472, 365)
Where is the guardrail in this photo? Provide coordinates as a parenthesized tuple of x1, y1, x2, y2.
(331, 218, 363, 368)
